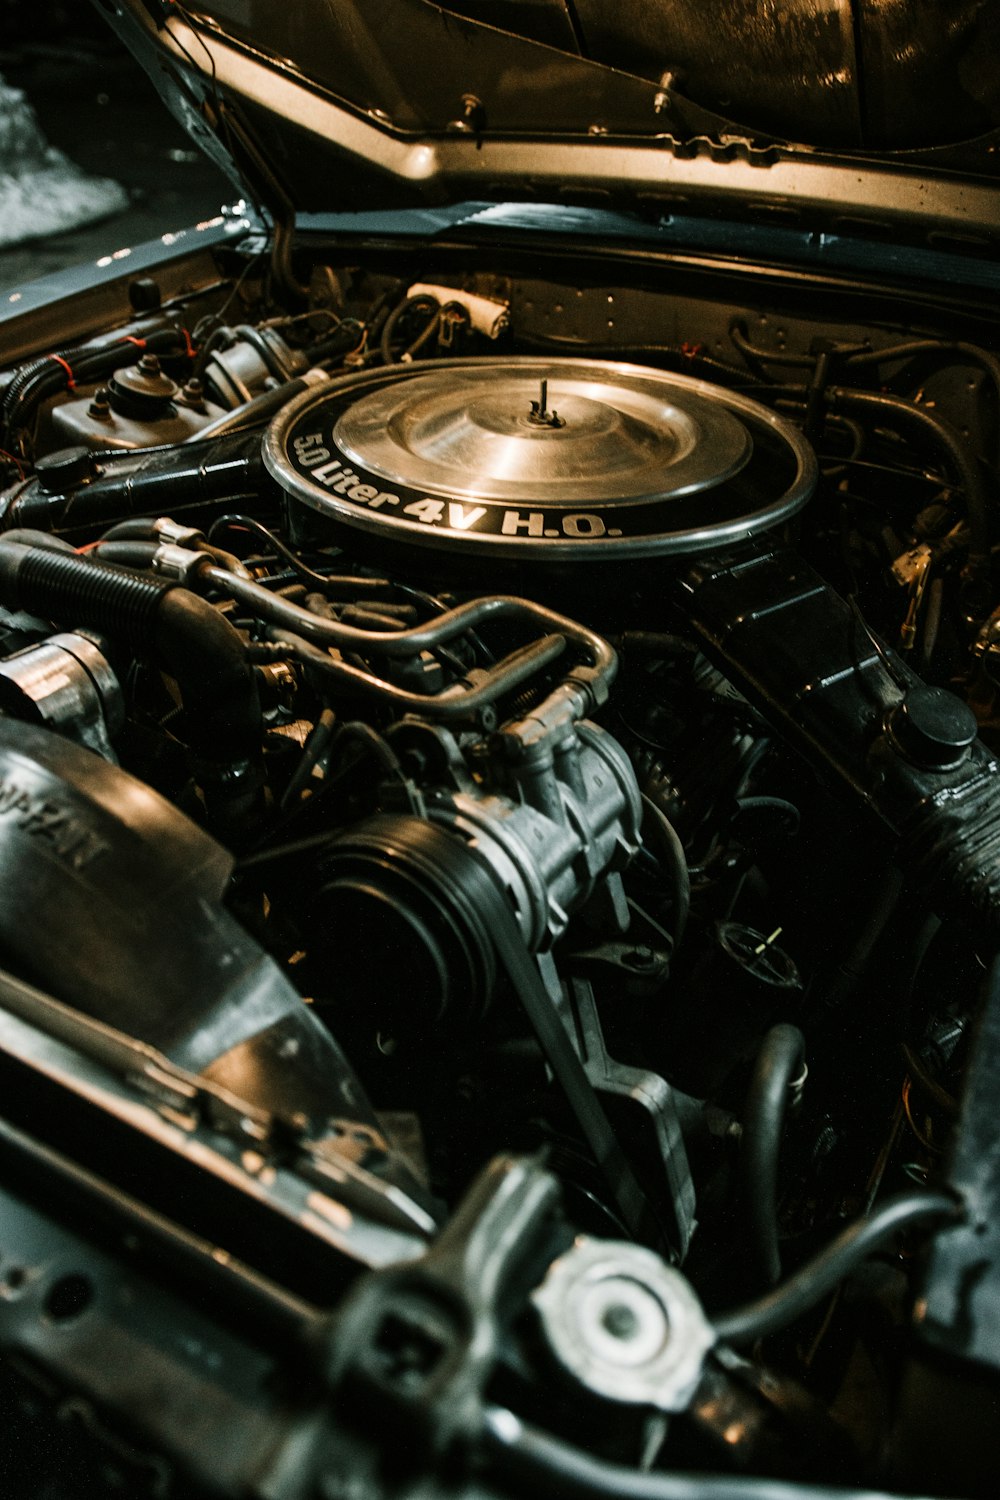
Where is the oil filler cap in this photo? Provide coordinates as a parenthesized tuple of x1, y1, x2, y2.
(35, 445, 94, 494)
(888, 686, 978, 770)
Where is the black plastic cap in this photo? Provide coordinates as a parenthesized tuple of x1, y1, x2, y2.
(34, 446, 94, 495)
(889, 686, 979, 770)
(128, 277, 162, 312)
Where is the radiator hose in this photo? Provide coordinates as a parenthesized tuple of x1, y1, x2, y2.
(0, 541, 261, 832)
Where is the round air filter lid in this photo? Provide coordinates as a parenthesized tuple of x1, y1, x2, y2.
(264, 357, 816, 560)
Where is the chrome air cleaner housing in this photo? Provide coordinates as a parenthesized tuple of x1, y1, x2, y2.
(264, 357, 816, 565)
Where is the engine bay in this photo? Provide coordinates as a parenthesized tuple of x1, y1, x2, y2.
(0, 218, 997, 1497)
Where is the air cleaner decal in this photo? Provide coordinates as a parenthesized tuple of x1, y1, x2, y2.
(287, 426, 626, 541)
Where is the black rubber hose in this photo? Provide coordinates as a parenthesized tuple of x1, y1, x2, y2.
(91, 541, 159, 569)
(482, 1407, 917, 1500)
(379, 295, 441, 365)
(99, 518, 160, 542)
(207, 515, 410, 603)
(729, 326, 1000, 409)
(741, 1023, 806, 1288)
(0, 544, 171, 647)
(844, 340, 1000, 466)
(0, 357, 51, 428)
(206, 514, 348, 593)
(4, 349, 113, 421)
(0, 542, 260, 779)
(269, 218, 310, 308)
(828, 386, 992, 570)
(712, 1190, 960, 1347)
(614, 630, 698, 657)
(0, 529, 76, 553)
(729, 322, 1000, 448)
(734, 795, 801, 835)
(154, 588, 260, 766)
(847, 337, 1000, 382)
(757, 381, 993, 569)
(1, 328, 190, 441)
(729, 320, 814, 371)
(332, 720, 405, 780)
(190, 370, 329, 441)
(91, 525, 248, 579)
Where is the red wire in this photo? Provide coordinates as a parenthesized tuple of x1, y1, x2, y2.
(121, 336, 147, 349)
(180, 327, 196, 359)
(0, 448, 25, 479)
(48, 354, 76, 389)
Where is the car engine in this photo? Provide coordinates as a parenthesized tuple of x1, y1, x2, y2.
(0, 223, 996, 1498)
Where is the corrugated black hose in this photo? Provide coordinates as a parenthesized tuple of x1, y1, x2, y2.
(0, 328, 188, 446)
(0, 541, 261, 825)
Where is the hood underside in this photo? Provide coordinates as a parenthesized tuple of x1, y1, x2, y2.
(100, 0, 1000, 249)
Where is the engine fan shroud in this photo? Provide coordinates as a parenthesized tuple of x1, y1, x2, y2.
(264, 357, 817, 563)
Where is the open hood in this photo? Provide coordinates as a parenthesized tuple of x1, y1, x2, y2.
(99, 1, 1000, 251)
